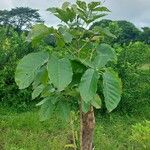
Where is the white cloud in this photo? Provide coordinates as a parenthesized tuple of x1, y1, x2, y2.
(0, 0, 13, 10)
(104, 0, 150, 27)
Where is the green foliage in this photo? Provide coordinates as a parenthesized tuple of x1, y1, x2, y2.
(0, 105, 149, 150)
(139, 27, 150, 44)
(0, 107, 69, 150)
(0, 66, 32, 110)
(0, 27, 37, 110)
(47, 55, 73, 91)
(38, 97, 55, 121)
(91, 19, 141, 44)
(15, 1, 122, 121)
(130, 121, 150, 149)
(32, 84, 45, 100)
(15, 51, 49, 89)
(0, 7, 43, 32)
(93, 43, 117, 69)
(116, 42, 150, 113)
(79, 68, 99, 104)
(27, 24, 54, 47)
(103, 69, 122, 112)
(47, 0, 109, 26)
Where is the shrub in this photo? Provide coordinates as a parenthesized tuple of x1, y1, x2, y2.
(0, 28, 35, 110)
(115, 42, 150, 113)
(130, 120, 150, 149)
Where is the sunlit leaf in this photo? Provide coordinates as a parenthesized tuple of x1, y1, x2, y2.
(47, 55, 73, 91)
(79, 68, 99, 103)
(15, 51, 49, 89)
(93, 43, 117, 69)
(103, 69, 122, 112)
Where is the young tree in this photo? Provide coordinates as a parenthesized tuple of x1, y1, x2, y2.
(15, 1, 122, 150)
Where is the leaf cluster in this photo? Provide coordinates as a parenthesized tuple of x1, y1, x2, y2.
(15, 1, 122, 121)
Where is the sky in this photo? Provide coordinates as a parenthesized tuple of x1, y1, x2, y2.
(0, 0, 150, 28)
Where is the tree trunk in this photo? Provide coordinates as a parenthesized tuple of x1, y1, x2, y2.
(80, 105, 95, 150)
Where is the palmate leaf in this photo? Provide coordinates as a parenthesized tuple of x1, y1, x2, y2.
(93, 43, 117, 69)
(103, 69, 122, 112)
(15, 51, 49, 89)
(47, 55, 73, 91)
(79, 68, 99, 103)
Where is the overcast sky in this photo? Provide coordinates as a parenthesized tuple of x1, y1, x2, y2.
(0, 0, 150, 28)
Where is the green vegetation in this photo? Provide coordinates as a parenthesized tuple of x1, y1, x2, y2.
(15, 1, 123, 149)
(0, 0, 150, 149)
(0, 102, 149, 150)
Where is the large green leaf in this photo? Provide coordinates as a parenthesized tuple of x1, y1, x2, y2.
(93, 43, 117, 69)
(58, 27, 73, 43)
(32, 84, 45, 100)
(27, 24, 53, 43)
(79, 68, 99, 103)
(38, 97, 55, 121)
(47, 55, 73, 91)
(15, 51, 49, 89)
(103, 69, 122, 112)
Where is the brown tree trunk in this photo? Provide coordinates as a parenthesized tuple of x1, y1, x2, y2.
(80, 104, 95, 150)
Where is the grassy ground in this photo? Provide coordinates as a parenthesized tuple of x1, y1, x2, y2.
(0, 104, 150, 150)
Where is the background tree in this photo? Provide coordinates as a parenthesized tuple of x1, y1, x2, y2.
(139, 27, 150, 44)
(91, 19, 141, 44)
(0, 7, 43, 34)
(117, 20, 141, 44)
